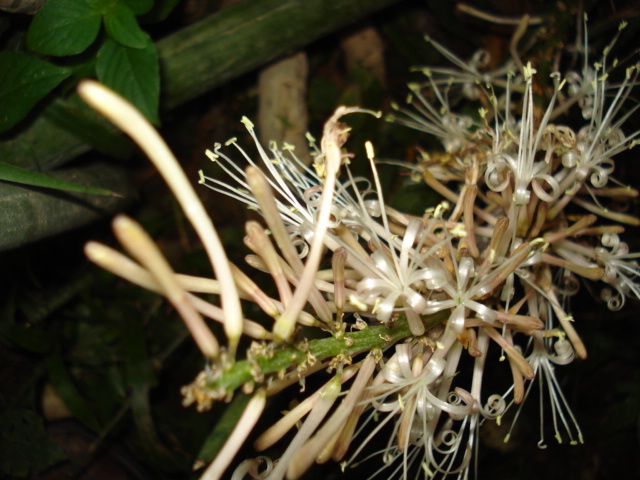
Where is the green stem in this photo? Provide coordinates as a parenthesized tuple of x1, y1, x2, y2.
(212, 312, 448, 394)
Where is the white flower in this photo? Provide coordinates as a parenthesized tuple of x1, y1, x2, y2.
(484, 63, 562, 206)
(421, 255, 496, 333)
(421, 35, 517, 101)
(354, 218, 446, 336)
(389, 73, 475, 153)
(595, 233, 640, 310)
(561, 63, 640, 189)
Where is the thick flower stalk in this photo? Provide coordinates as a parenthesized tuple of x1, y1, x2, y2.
(79, 11, 639, 480)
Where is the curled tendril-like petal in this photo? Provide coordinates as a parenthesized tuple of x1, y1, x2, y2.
(426, 418, 473, 475)
(594, 233, 640, 310)
(601, 261, 618, 283)
(602, 233, 621, 251)
(303, 185, 323, 210)
(589, 160, 615, 188)
(423, 386, 475, 419)
(557, 272, 580, 297)
(601, 285, 625, 311)
(363, 199, 382, 217)
(480, 394, 507, 419)
(484, 153, 513, 192)
(531, 174, 561, 202)
(412, 258, 449, 290)
(549, 338, 575, 365)
(562, 150, 579, 168)
(382, 446, 399, 466)
(231, 457, 274, 480)
(485, 151, 560, 204)
(421, 356, 447, 386)
(449, 306, 466, 334)
(287, 227, 310, 259)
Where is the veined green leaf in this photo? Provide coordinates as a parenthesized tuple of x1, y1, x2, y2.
(104, 3, 150, 48)
(27, 0, 102, 56)
(0, 162, 118, 196)
(96, 38, 160, 125)
(0, 52, 71, 133)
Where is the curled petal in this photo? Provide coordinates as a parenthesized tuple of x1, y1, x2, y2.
(562, 150, 579, 168)
(457, 256, 475, 290)
(549, 338, 575, 365)
(403, 286, 429, 313)
(484, 156, 512, 192)
(372, 250, 399, 282)
(375, 291, 401, 323)
(465, 299, 497, 324)
(531, 174, 560, 202)
(420, 356, 447, 385)
(481, 394, 507, 419)
(411, 265, 448, 290)
(601, 286, 625, 311)
(590, 162, 613, 188)
(395, 343, 414, 380)
(449, 305, 466, 334)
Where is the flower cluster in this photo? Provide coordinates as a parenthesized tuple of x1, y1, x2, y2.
(79, 13, 639, 480)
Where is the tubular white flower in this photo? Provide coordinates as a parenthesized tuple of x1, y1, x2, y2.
(354, 219, 443, 334)
(389, 73, 474, 153)
(422, 35, 516, 100)
(594, 233, 640, 310)
(78, 80, 243, 358)
(201, 389, 267, 480)
(421, 253, 500, 333)
(485, 63, 562, 206)
(562, 64, 640, 190)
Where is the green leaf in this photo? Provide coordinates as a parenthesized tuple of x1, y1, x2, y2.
(0, 408, 66, 477)
(96, 37, 160, 125)
(0, 162, 118, 196)
(196, 394, 251, 466)
(0, 162, 133, 251)
(44, 348, 102, 431)
(43, 95, 134, 160)
(140, 0, 180, 22)
(103, 3, 150, 48)
(27, 0, 102, 56)
(122, 314, 176, 467)
(0, 52, 71, 133)
(122, 0, 153, 15)
(0, 322, 53, 353)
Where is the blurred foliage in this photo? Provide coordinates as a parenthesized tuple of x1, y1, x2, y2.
(0, 0, 176, 249)
(1, 0, 176, 133)
(0, 1, 638, 479)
